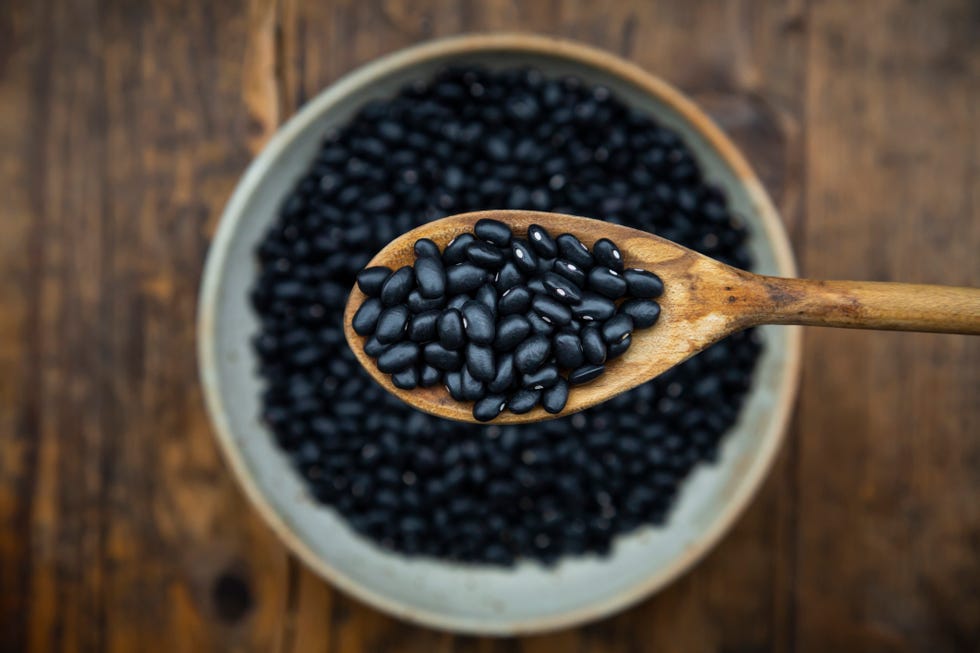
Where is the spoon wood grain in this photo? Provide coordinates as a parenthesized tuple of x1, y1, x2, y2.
(344, 210, 980, 424)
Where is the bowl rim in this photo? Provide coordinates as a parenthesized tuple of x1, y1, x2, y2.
(198, 32, 802, 635)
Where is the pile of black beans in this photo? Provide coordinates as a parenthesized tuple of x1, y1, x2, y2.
(250, 66, 762, 565)
(351, 219, 665, 421)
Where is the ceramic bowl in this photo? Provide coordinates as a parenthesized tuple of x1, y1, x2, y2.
(198, 33, 802, 635)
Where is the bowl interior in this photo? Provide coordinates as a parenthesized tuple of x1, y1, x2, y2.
(199, 38, 799, 635)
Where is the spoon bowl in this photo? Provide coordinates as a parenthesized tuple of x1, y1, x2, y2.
(346, 210, 980, 424)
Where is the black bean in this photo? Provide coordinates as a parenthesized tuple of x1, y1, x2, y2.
(446, 295, 469, 311)
(461, 301, 495, 345)
(419, 365, 441, 387)
(572, 292, 616, 322)
(556, 233, 594, 269)
(466, 241, 507, 270)
(619, 298, 661, 328)
(592, 238, 624, 272)
(527, 278, 547, 294)
(408, 309, 439, 342)
(527, 224, 558, 258)
(352, 297, 383, 336)
(376, 342, 419, 373)
(607, 334, 632, 359)
(514, 335, 551, 374)
(392, 367, 418, 389)
(488, 353, 516, 393)
(475, 283, 498, 317)
(414, 256, 446, 299)
(553, 332, 585, 369)
(437, 309, 465, 350)
(460, 367, 484, 400)
(541, 378, 569, 413)
(510, 239, 539, 273)
(444, 370, 464, 400)
(601, 314, 633, 344)
(542, 271, 582, 304)
(380, 266, 414, 306)
(375, 305, 410, 343)
(494, 262, 524, 293)
(580, 325, 607, 365)
(466, 343, 496, 382)
(356, 267, 391, 296)
(507, 388, 540, 414)
(624, 268, 664, 298)
(531, 294, 572, 326)
(552, 259, 586, 287)
(407, 289, 444, 313)
(568, 364, 605, 385)
(588, 266, 628, 299)
(473, 395, 507, 422)
(474, 218, 512, 246)
(413, 238, 440, 259)
(527, 312, 554, 336)
(443, 233, 475, 265)
(446, 263, 488, 294)
(495, 314, 532, 351)
(363, 335, 386, 357)
(499, 285, 532, 315)
(522, 365, 559, 390)
(423, 342, 463, 371)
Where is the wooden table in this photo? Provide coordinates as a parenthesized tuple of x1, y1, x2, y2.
(1, 1, 977, 651)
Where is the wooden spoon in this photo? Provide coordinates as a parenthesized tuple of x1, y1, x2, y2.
(344, 210, 980, 424)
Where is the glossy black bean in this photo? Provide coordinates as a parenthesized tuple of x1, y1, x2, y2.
(460, 367, 484, 400)
(356, 266, 391, 296)
(352, 297, 383, 336)
(414, 256, 446, 299)
(406, 289, 444, 313)
(473, 395, 507, 422)
(601, 314, 633, 344)
(458, 301, 494, 345)
(572, 292, 616, 322)
(510, 239, 539, 273)
(588, 266, 627, 299)
(413, 238, 441, 259)
(522, 365, 559, 390)
(514, 335, 551, 374)
(376, 342, 419, 373)
(474, 218, 512, 246)
(624, 268, 664, 298)
(495, 315, 531, 351)
(375, 305, 410, 343)
(527, 223, 558, 258)
(619, 298, 661, 328)
(363, 335, 386, 357)
(466, 241, 507, 270)
(466, 343, 496, 382)
(444, 370, 464, 400)
(527, 312, 554, 336)
(437, 309, 465, 350)
(607, 334, 632, 359)
(408, 309, 439, 342)
(498, 285, 531, 315)
(592, 238, 624, 272)
(552, 259, 587, 287)
(419, 364, 441, 387)
(568, 364, 605, 385)
(442, 233, 475, 265)
(553, 332, 584, 369)
(580, 325, 607, 364)
(531, 293, 572, 326)
(445, 263, 489, 294)
(541, 378, 569, 414)
(380, 266, 414, 305)
(391, 367, 418, 389)
(488, 353, 516, 393)
(475, 283, 498, 317)
(507, 388, 540, 414)
(494, 262, 524, 293)
(446, 294, 469, 311)
(542, 271, 582, 304)
(556, 233, 594, 269)
(423, 342, 463, 371)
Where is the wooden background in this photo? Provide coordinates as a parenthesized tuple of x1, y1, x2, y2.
(1, 0, 978, 651)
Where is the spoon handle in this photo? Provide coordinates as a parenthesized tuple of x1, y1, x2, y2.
(749, 277, 980, 335)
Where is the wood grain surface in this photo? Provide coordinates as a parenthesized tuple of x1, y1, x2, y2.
(1, 0, 977, 651)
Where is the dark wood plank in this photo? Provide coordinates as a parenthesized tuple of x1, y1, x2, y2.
(799, 1, 980, 651)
